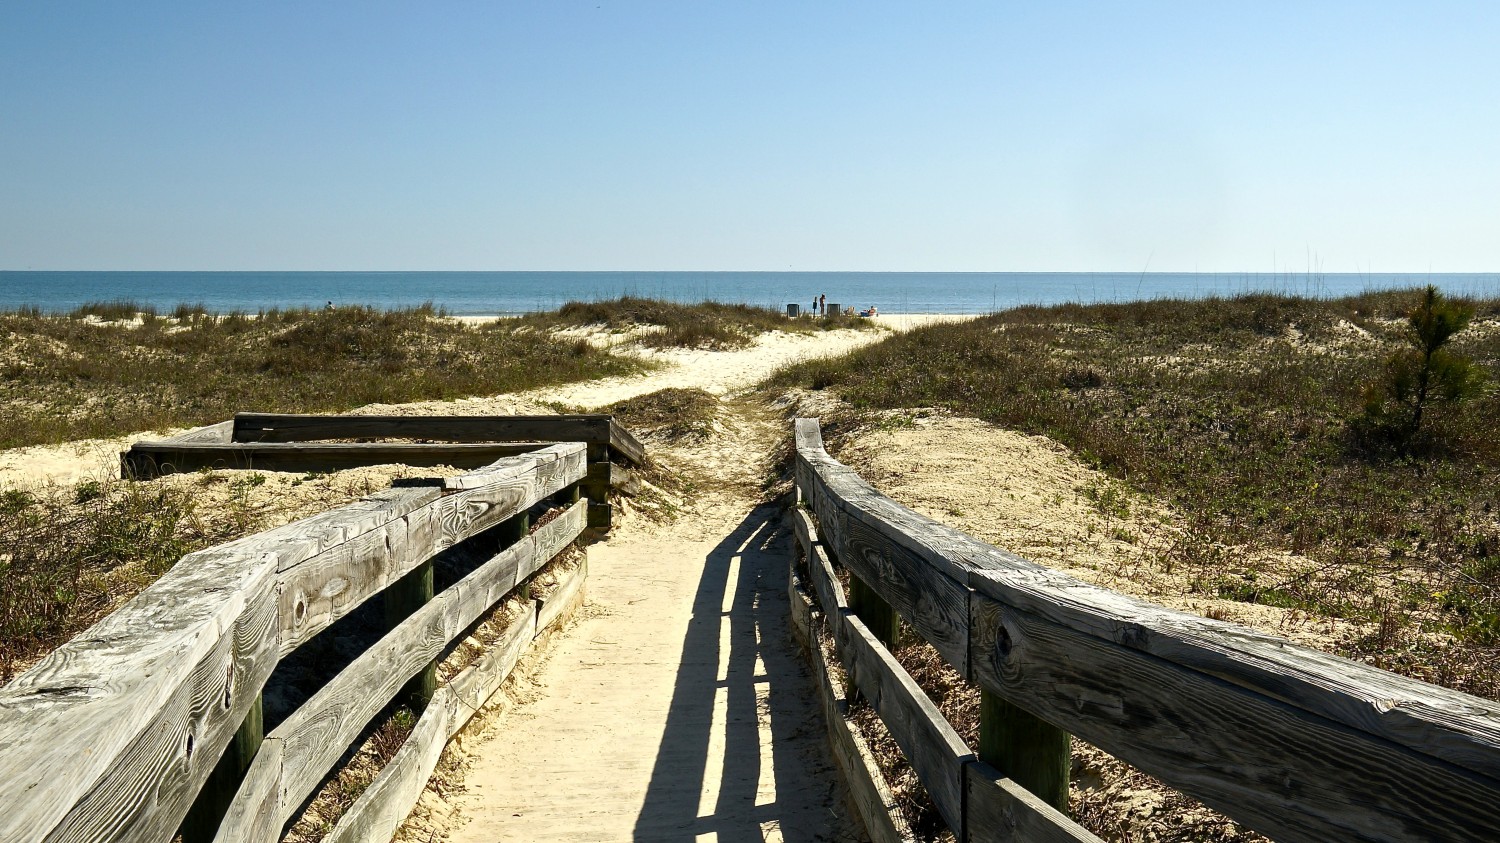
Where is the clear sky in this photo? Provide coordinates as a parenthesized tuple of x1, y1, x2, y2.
(1, 2, 1496, 272)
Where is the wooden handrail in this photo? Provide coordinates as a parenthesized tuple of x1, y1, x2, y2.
(793, 416, 1500, 843)
(0, 443, 589, 843)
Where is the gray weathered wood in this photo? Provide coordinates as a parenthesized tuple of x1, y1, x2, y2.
(446, 601, 537, 720)
(794, 416, 1500, 842)
(536, 556, 587, 633)
(167, 420, 236, 444)
(265, 500, 585, 829)
(837, 610, 970, 836)
(209, 736, 284, 843)
(433, 444, 586, 548)
(809, 623, 915, 843)
(231, 412, 647, 465)
(788, 560, 815, 648)
(386, 561, 438, 712)
(180, 693, 264, 843)
(971, 592, 1500, 842)
(325, 550, 590, 843)
(979, 688, 1070, 815)
(322, 683, 458, 843)
(848, 573, 901, 652)
(964, 761, 1102, 843)
(121, 441, 550, 478)
(795, 423, 971, 672)
(0, 532, 283, 842)
(276, 489, 442, 655)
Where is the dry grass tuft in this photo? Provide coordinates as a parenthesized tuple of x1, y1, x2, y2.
(0, 303, 644, 449)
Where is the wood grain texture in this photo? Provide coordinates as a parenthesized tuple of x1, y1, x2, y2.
(267, 501, 585, 828)
(967, 554, 1500, 782)
(231, 412, 646, 465)
(445, 599, 537, 721)
(0, 536, 282, 843)
(979, 688, 1071, 815)
(964, 761, 1101, 843)
(793, 416, 1500, 841)
(535, 555, 588, 633)
(276, 491, 442, 655)
(796, 429, 971, 672)
(209, 737, 283, 843)
(166, 420, 236, 444)
(324, 552, 590, 843)
(808, 624, 915, 843)
(836, 611, 971, 836)
(434, 444, 586, 547)
(322, 684, 458, 843)
(121, 442, 550, 478)
(970, 592, 1500, 843)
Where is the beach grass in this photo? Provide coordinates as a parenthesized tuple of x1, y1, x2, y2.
(775, 289, 1500, 698)
(520, 295, 874, 349)
(0, 303, 646, 449)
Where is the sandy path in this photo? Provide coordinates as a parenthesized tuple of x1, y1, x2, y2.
(444, 399, 865, 842)
(0, 315, 965, 491)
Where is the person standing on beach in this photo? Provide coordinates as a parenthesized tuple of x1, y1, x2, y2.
(819, 294, 826, 316)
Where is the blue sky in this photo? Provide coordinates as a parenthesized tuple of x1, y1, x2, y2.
(2, 2, 1496, 271)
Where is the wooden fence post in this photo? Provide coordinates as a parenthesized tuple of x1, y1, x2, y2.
(847, 573, 900, 653)
(499, 510, 533, 597)
(385, 562, 437, 712)
(979, 689, 1071, 814)
(179, 693, 264, 843)
(583, 446, 612, 533)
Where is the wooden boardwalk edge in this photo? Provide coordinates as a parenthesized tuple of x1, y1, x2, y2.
(787, 554, 915, 843)
(323, 554, 590, 843)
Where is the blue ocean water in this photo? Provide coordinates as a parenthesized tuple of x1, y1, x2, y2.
(1, 271, 1498, 316)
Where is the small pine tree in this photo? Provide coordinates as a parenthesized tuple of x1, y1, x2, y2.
(1360, 285, 1486, 452)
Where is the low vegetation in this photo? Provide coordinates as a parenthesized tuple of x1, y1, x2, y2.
(524, 295, 873, 349)
(0, 477, 237, 681)
(0, 303, 644, 449)
(778, 289, 1500, 699)
(599, 387, 719, 442)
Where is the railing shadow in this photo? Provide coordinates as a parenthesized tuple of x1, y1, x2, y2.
(634, 505, 845, 842)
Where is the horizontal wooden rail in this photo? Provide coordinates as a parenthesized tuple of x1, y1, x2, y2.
(215, 503, 586, 842)
(793, 416, 1500, 843)
(231, 412, 646, 465)
(123, 441, 551, 476)
(791, 504, 1096, 843)
(786, 557, 915, 843)
(323, 556, 588, 843)
(0, 444, 586, 843)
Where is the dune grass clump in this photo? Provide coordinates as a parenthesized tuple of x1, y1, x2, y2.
(0, 479, 232, 681)
(527, 296, 873, 349)
(0, 304, 646, 449)
(776, 289, 1500, 696)
(600, 387, 719, 442)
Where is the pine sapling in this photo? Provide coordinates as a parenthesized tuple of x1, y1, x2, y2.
(1360, 285, 1486, 452)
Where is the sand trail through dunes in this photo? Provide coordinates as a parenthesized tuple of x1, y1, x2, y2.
(437, 401, 863, 843)
(0, 317, 966, 491)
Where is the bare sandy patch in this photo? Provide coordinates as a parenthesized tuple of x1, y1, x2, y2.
(834, 410, 1362, 650)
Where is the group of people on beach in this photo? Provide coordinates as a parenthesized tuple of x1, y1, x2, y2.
(809, 293, 877, 318)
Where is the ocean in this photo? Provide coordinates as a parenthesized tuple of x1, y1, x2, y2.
(2, 271, 1498, 316)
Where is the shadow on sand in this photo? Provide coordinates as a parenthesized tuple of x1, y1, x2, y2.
(633, 505, 850, 842)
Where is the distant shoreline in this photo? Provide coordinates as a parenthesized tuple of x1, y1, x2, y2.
(6, 270, 1499, 317)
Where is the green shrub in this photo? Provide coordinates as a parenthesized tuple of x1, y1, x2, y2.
(1358, 286, 1487, 452)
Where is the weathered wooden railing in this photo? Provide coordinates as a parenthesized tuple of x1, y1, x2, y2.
(0, 441, 599, 843)
(121, 412, 646, 530)
(790, 417, 1500, 843)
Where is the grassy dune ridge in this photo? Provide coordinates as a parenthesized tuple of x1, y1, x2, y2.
(0, 303, 645, 449)
(777, 290, 1500, 696)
